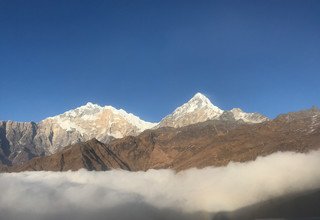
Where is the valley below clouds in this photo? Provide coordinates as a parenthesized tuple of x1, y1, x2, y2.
(1, 150, 320, 220)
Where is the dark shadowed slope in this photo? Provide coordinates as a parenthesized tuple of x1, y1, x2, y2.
(212, 188, 320, 220)
(9, 139, 130, 172)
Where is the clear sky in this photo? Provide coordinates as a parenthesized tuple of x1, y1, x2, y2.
(0, 0, 320, 122)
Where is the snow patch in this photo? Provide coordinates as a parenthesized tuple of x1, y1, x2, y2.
(230, 108, 268, 123)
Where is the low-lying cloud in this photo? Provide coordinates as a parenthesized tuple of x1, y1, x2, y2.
(0, 150, 320, 220)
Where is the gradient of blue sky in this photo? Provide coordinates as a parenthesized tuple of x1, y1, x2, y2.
(0, 0, 319, 122)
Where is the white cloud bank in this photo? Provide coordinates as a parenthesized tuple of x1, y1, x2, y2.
(0, 150, 320, 220)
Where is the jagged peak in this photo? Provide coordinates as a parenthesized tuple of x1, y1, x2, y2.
(43, 101, 157, 135)
(230, 108, 244, 113)
(54, 102, 102, 119)
(191, 92, 209, 100)
(172, 92, 223, 116)
(83, 102, 101, 109)
(189, 92, 213, 106)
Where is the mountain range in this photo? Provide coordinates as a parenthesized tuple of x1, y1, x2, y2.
(0, 93, 268, 166)
(1, 93, 319, 172)
(2, 107, 320, 172)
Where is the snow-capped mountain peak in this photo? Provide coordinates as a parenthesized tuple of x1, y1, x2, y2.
(40, 102, 157, 153)
(190, 92, 212, 103)
(56, 102, 103, 119)
(185, 92, 215, 109)
(157, 92, 268, 128)
(81, 102, 102, 111)
(172, 92, 223, 117)
(158, 92, 224, 128)
(46, 102, 157, 133)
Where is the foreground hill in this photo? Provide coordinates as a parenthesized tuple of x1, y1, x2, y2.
(3, 108, 319, 172)
(213, 188, 320, 220)
(3, 139, 129, 172)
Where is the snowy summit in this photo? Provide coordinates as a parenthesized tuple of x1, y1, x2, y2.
(157, 92, 268, 128)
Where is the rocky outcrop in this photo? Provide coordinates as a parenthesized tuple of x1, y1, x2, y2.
(0, 121, 44, 165)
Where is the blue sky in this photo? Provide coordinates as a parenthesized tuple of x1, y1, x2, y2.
(0, 0, 320, 122)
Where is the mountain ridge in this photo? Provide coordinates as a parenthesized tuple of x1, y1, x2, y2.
(0, 92, 269, 166)
(2, 107, 319, 172)
(157, 93, 268, 128)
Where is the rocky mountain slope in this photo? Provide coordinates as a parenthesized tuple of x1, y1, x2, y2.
(12, 139, 130, 172)
(0, 121, 42, 165)
(4, 108, 319, 172)
(107, 108, 320, 171)
(0, 93, 268, 166)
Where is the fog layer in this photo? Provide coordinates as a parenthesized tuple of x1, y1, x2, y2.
(0, 150, 320, 220)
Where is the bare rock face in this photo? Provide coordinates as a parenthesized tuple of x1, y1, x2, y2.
(0, 121, 43, 165)
(33, 120, 89, 154)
